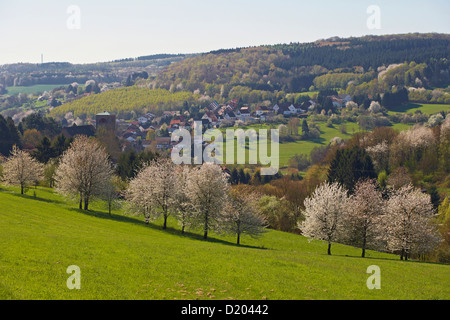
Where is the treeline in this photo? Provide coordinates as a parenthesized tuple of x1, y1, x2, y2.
(0, 55, 188, 88)
(273, 36, 450, 70)
(152, 34, 450, 105)
(0, 112, 68, 158)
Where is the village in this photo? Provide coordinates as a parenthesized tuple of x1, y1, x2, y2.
(61, 93, 353, 153)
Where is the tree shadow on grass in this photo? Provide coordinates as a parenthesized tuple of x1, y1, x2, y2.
(328, 253, 401, 263)
(68, 207, 267, 251)
(387, 103, 423, 113)
(4, 189, 66, 205)
(309, 136, 327, 145)
(326, 252, 447, 265)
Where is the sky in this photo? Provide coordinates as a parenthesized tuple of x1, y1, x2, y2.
(0, 0, 449, 65)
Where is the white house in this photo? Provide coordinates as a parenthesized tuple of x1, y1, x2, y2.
(338, 94, 352, 103)
(202, 111, 218, 125)
(272, 104, 279, 113)
(256, 106, 270, 116)
(238, 107, 251, 117)
(137, 117, 148, 124)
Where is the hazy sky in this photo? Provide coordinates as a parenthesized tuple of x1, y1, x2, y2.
(0, 0, 449, 65)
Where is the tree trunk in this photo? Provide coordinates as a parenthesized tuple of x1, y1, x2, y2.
(79, 193, 83, 210)
(163, 215, 167, 230)
(237, 233, 240, 245)
(21, 184, 24, 195)
(362, 237, 367, 258)
(203, 212, 208, 240)
(84, 197, 89, 211)
(400, 248, 405, 261)
(327, 242, 332, 255)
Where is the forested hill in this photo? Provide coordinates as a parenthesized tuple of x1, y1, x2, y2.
(154, 33, 450, 94)
(0, 54, 191, 88)
(272, 33, 450, 70)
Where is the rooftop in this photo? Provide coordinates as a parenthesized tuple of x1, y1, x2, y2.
(96, 111, 111, 116)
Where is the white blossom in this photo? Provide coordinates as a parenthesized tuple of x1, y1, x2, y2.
(2, 146, 44, 194)
(298, 182, 349, 255)
(341, 179, 384, 257)
(382, 184, 441, 260)
(186, 163, 229, 240)
(222, 187, 267, 245)
(55, 136, 113, 210)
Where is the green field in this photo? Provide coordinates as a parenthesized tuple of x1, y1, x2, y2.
(278, 122, 360, 167)
(0, 186, 448, 300)
(388, 103, 450, 115)
(3, 84, 69, 96)
(220, 101, 450, 168)
(218, 121, 360, 168)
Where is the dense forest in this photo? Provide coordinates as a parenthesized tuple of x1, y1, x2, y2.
(154, 33, 450, 103)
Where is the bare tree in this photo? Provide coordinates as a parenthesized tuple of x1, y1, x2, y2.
(383, 184, 441, 260)
(186, 163, 229, 240)
(342, 179, 384, 257)
(222, 186, 267, 245)
(298, 182, 349, 255)
(2, 146, 44, 194)
(101, 176, 123, 215)
(55, 136, 113, 211)
(387, 167, 412, 189)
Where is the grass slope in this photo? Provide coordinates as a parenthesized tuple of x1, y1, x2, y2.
(388, 103, 450, 115)
(0, 186, 449, 300)
(219, 122, 360, 168)
(3, 84, 68, 96)
(49, 87, 197, 118)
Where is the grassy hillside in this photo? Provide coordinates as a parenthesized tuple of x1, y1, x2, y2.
(49, 87, 198, 118)
(3, 84, 68, 96)
(219, 122, 360, 168)
(0, 186, 448, 300)
(388, 103, 450, 115)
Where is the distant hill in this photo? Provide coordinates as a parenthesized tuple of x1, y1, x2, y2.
(49, 87, 198, 118)
(0, 54, 194, 88)
(154, 33, 450, 94)
(11, 33, 450, 118)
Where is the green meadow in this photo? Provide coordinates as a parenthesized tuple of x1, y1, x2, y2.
(217, 121, 361, 168)
(0, 186, 448, 300)
(214, 102, 449, 168)
(387, 103, 450, 115)
(3, 84, 69, 96)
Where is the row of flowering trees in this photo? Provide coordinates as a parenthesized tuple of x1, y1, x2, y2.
(1, 136, 116, 210)
(126, 158, 267, 244)
(299, 179, 441, 260)
(0, 136, 267, 245)
(0, 135, 443, 255)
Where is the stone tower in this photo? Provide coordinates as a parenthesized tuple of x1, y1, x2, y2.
(96, 111, 116, 132)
